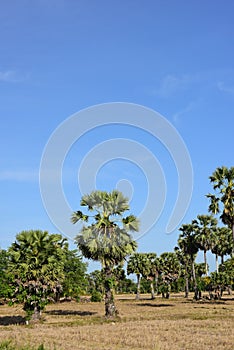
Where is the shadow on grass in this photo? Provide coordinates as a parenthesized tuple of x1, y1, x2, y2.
(219, 297, 234, 302)
(137, 303, 174, 308)
(45, 310, 97, 316)
(0, 315, 26, 326)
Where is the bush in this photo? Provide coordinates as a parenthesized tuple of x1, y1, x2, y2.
(90, 290, 102, 302)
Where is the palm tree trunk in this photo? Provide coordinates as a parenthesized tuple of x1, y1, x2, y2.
(136, 274, 141, 300)
(104, 266, 117, 318)
(150, 281, 155, 300)
(155, 272, 159, 296)
(184, 263, 189, 298)
(204, 250, 208, 276)
(215, 254, 219, 273)
(30, 305, 41, 323)
(191, 256, 199, 300)
(232, 222, 234, 255)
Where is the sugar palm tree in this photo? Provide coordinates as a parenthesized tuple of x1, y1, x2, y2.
(174, 246, 190, 297)
(127, 252, 151, 300)
(211, 227, 233, 272)
(207, 166, 234, 249)
(158, 252, 180, 298)
(178, 223, 199, 299)
(193, 215, 218, 276)
(8, 230, 67, 321)
(144, 253, 159, 299)
(72, 190, 138, 317)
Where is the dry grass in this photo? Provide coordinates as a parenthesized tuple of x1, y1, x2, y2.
(0, 293, 233, 350)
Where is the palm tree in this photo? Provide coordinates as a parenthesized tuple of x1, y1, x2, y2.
(178, 223, 199, 299)
(8, 230, 67, 321)
(72, 190, 138, 317)
(174, 246, 190, 298)
(207, 166, 234, 248)
(211, 227, 233, 272)
(158, 252, 180, 298)
(193, 215, 218, 276)
(144, 253, 159, 299)
(127, 253, 150, 300)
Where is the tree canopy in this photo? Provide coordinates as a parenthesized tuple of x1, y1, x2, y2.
(7, 230, 67, 321)
(72, 190, 139, 317)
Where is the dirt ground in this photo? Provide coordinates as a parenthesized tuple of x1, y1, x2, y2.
(0, 293, 233, 350)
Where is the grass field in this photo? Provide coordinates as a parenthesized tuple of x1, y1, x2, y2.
(0, 293, 233, 350)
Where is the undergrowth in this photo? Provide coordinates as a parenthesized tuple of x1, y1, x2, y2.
(0, 341, 48, 350)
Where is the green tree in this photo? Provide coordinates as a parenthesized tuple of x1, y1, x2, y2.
(178, 223, 199, 299)
(158, 252, 180, 298)
(127, 253, 151, 300)
(87, 269, 105, 295)
(0, 248, 13, 300)
(207, 166, 234, 248)
(144, 253, 159, 299)
(174, 246, 190, 297)
(7, 230, 67, 321)
(72, 190, 138, 317)
(193, 215, 218, 276)
(211, 227, 233, 272)
(62, 249, 88, 300)
(210, 257, 234, 297)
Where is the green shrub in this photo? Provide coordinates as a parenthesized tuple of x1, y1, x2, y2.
(90, 290, 102, 302)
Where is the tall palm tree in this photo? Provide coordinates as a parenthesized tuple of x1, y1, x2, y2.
(178, 223, 199, 299)
(193, 215, 218, 276)
(158, 252, 180, 298)
(127, 252, 151, 300)
(72, 190, 138, 317)
(174, 246, 190, 298)
(144, 253, 159, 299)
(211, 227, 233, 272)
(8, 230, 67, 321)
(207, 166, 234, 249)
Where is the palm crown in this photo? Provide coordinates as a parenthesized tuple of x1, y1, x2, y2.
(72, 190, 139, 268)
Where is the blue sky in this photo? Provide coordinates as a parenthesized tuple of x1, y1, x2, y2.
(0, 1, 234, 272)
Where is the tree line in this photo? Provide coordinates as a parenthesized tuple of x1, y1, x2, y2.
(0, 166, 233, 321)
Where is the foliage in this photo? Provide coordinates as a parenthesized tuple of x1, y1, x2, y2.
(178, 223, 199, 298)
(195, 263, 207, 277)
(158, 252, 181, 283)
(87, 269, 105, 294)
(210, 257, 234, 290)
(193, 214, 218, 275)
(157, 252, 180, 298)
(207, 166, 234, 245)
(62, 249, 88, 300)
(90, 290, 103, 302)
(113, 266, 136, 294)
(127, 253, 152, 299)
(0, 249, 13, 300)
(178, 224, 199, 257)
(0, 341, 47, 350)
(211, 226, 233, 264)
(127, 253, 152, 277)
(7, 230, 67, 320)
(72, 190, 138, 268)
(72, 190, 139, 317)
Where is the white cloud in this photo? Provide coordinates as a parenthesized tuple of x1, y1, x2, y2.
(0, 70, 28, 83)
(0, 170, 38, 182)
(217, 81, 234, 95)
(153, 74, 197, 98)
(172, 101, 198, 124)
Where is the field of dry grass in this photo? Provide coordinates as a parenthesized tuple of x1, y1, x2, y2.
(0, 293, 233, 350)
